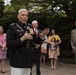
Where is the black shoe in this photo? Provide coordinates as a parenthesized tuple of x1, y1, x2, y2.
(37, 73, 41, 75)
(30, 73, 32, 75)
(1, 70, 5, 73)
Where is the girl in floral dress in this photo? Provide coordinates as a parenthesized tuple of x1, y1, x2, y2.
(48, 37, 57, 68)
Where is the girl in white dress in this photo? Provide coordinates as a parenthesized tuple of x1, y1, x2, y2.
(40, 36, 47, 65)
(48, 37, 57, 68)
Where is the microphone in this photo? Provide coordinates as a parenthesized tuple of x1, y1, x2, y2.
(26, 26, 30, 33)
(26, 26, 34, 35)
(26, 26, 33, 41)
(26, 26, 31, 48)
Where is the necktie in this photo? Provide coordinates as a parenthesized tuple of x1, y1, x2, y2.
(35, 29, 38, 36)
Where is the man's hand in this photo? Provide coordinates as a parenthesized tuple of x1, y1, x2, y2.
(40, 28, 49, 38)
(35, 44, 40, 49)
(20, 33, 33, 41)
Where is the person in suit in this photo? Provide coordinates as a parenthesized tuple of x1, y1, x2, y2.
(71, 21, 76, 62)
(31, 20, 42, 75)
(6, 9, 49, 75)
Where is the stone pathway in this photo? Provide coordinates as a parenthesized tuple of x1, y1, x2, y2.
(0, 60, 76, 75)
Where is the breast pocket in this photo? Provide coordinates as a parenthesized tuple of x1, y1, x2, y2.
(16, 31, 24, 38)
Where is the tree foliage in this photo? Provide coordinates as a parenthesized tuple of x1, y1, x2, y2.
(10, 0, 28, 12)
(4, 0, 75, 21)
(0, 0, 4, 17)
(49, 0, 76, 20)
(22, 0, 76, 20)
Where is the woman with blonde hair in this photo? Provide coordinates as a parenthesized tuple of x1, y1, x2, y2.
(48, 29, 61, 68)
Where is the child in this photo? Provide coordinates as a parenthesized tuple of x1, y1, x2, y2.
(48, 37, 57, 68)
(40, 36, 47, 65)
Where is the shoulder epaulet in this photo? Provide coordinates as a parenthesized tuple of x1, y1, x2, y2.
(10, 23, 16, 26)
(28, 23, 32, 26)
(27, 23, 32, 27)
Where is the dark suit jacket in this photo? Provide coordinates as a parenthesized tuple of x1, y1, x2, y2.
(32, 29, 42, 53)
(6, 21, 43, 68)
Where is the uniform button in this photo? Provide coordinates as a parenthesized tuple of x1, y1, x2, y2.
(16, 52, 18, 53)
(20, 34, 22, 35)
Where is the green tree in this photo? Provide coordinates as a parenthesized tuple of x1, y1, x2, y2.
(10, 0, 29, 12)
(0, 0, 4, 17)
(49, 0, 76, 20)
(21, 0, 76, 20)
